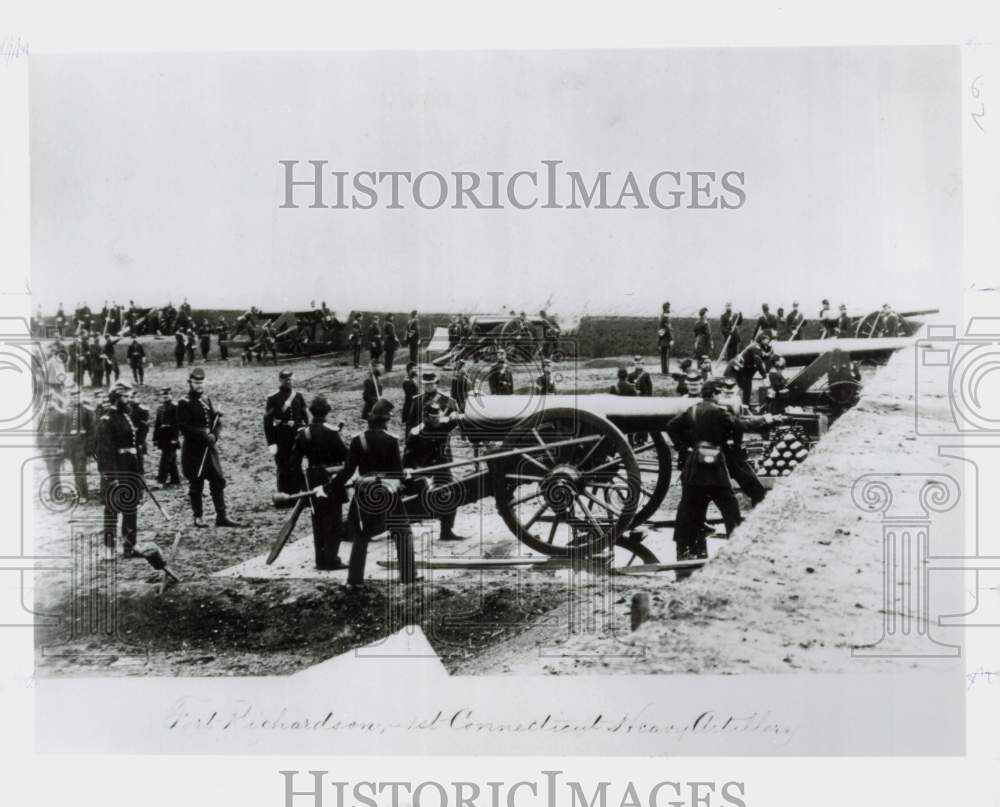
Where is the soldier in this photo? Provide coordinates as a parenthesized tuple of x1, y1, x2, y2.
(775, 307, 786, 338)
(487, 349, 514, 395)
(610, 367, 637, 395)
(126, 300, 138, 333)
(128, 387, 151, 475)
(147, 307, 161, 337)
(450, 359, 471, 413)
(291, 395, 349, 571)
(673, 358, 693, 396)
(818, 299, 834, 339)
(459, 315, 473, 345)
(403, 378, 467, 542)
(447, 316, 461, 349)
(875, 303, 899, 337)
(217, 317, 229, 361)
(63, 384, 95, 502)
(348, 316, 363, 368)
(665, 379, 743, 575)
(56, 302, 66, 337)
(258, 322, 278, 365)
(185, 328, 197, 365)
(162, 301, 176, 335)
(402, 361, 419, 426)
(153, 387, 181, 486)
(718, 302, 742, 361)
(177, 367, 241, 528)
(178, 297, 192, 330)
(752, 303, 779, 341)
(534, 359, 557, 395)
(405, 310, 420, 364)
(89, 336, 105, 388)
(314, 398, 417, 585)
(95, 382, 144, 557)
(836, 304, 852, 337)
(383, 314, 400, 372)
(628, 355, 652, 396)
(102, 333, 121, 386)
(698, 355, 713, 381)
(361, 362, 383, 421)
(198, 318, 212, 360)
(785, 301, 805, 340)
(126, 335, 145, 385)
(173, 330, 186, 368)
(718, 378, 774, 507)
(263, 369, 308, 494)
(725, 331, 773, 406)
(764, 355, 789, 413)
(367, 315, 383, 364)
(692, 307, 713, 357)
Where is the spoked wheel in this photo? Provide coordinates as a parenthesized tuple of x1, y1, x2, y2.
(614, 536, 660, 567)
(619, 431, 672, 524)
(853, 310, 881, 338)
(489, 408, 641, 557)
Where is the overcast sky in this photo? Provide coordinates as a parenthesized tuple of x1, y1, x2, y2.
(30, 47, 961, 320)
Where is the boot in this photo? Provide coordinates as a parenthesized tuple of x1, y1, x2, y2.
(215, 514, 242, 527)
(438, 512, 467, 542)
(193, 516, 208, 528)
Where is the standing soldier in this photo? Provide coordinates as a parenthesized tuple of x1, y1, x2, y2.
(534, 359, 557, 394)
(153, 387, 181, 486)
(610, 367, 637, 395)
(874, 303, 900, 337)
(177, 368, 241, 528)
(217, 317, 229, 361)
(628, 355, 653, 396)
(263, 369, 308, 494)
(62, 384, 95, 502)
(817, 299, 834, 338)
(382, 314, 400, 372)
(447, 316, 461, 350)
(185, 328, 197, 365)
(56, 302, 66, 337)
(163, 301, 176, 335)
(102, 333, 121, 386)
(368, 315, 383, 364)
(89, 336, 105, 388)
(775, 307, 786, 338)
(128, 387, 151, 475)
(402, 361, 419, 426)
(785, 301, 805, 341)
(718, 302, 742, 361)
(836, 304, 852, 337)
(764, 355, 790, 413)
(198, 318, 212, 361)
(450, 359, 471, 413)
(361, 362, 383, 420)
(178, 297, 192, 331)
(752, 303, 779, 341)
(126, 335, 145, 385)
(692, 307, 714, 357)
(725, 331, 773, 406)
(349, 316, 363, 369)
(540, 310, 561, 359)
(460, 315, 473, 345)
(174, 330, 186, 368)
(313, 399, 417, 585)
(95, 382, 143, 558)
(405, 310, 420, 364)
(290, 395, 349, 571)
(487, 349, 514, 395)
(258, 322, 278, 364)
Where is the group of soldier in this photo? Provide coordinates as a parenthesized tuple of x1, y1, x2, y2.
(37, 298, 201, 339)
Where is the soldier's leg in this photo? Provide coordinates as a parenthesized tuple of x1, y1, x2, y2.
(156, 450, 168, 484)
(101, 479, 118, 548)
(347, 519, 378, 585)
(313, 497, 344, 569)
(122, 504, 138, 555)
(673, 485, 710, 560)
(45, 457, 62, 502)
(167, 448, 180, 484)
(189, 476, 205, 520)
(69, 448, 89, 500)
(728, 453, 765, 506)
(711, 487, 742, 536)
(389, 517, 417, 584)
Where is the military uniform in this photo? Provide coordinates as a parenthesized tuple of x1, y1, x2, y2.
(382, 320, 399, 371)
(174, 332, 186, 368)
(628, 366, 652, 397)
(185, 330, 196, 364)
(126, 340, 145, 385)
(361, 370, 382, 420)
(291, 420, 349, 569)
(487, 362, 514, 395)
(405, 316, 420, 364)
(89, 340, 104, 387)
(692, 315, 713, 357)
(217, 320, 229, 360)
(96, 401, 143, 553)
(725, 341, 770, 406)
(153, 396, 181, 485)
(177, 380, 233, 525)
(402, 372, 419, 426)
(754, 311, 779, 341)
(349, 321, 363, 368)
(719, 310, 742, 360)
(198, 322, 212, 360)
(836, 311, 852, 337)
(403, 394, 464, 541)
(534, 372, 557, 394)
(264, 384, 308, 494)
(610, 379, 637, 395)
(450, 368, 471, 412)
(368, 321, 383, 363)
(785, 308, 805, 340)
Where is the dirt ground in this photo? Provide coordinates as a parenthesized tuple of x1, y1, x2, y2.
(32, 342, 925, 677)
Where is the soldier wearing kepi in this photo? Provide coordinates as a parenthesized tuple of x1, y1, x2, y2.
(314, 398, 417, 586)
(657, 301, 673, 375)
(405, 310, 420, 364)
(718, 302, 742, 361)
(153, 387, 181, 486)
(785, 301, 805, 341)
(95, 382, 144, 558)
(291, 395, 349, 571)
(264, 369, 308, 494)
(692, 307, 713, 357)
(361, 362, 383, 420)
(628, 355, 653, 397)
(836, 304, 852, 337)
(126, 334, 145, 385)
(382, 314, 400, 372)
(177, 367, 241, 528)
(61, 384, 96, 502)
(487, 349, 514, 395)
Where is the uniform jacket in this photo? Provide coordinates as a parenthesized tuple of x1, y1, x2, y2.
(177, 392, 223, 479)
(126, 342, 145, 366)
(95, 406, 143, 490)
(405, 390, 459, 435)
(450, 372, 471, 410)
(657, 313, 673, 347)
(610, 380, 637, 395)
(290, 421, 348, 489)
(719, 310, 740, 337)
(487, 363, 514, 395)
(264, 389, 308, 446)
(403, 418, 458, 474)
(534, 374, 557, 394)
(405, 317, 420, 346)
(666, 401, 740, 487)
(383, 321, 399, 350)
(692, 318, 713, 352)
(402, 377, 419, 425)
(329, 427, 405, 496)
(628, 368, 653, 396)
(153, 400, 180, 450)
(785, 309, 805, 338)
(362, 374, 382, 407)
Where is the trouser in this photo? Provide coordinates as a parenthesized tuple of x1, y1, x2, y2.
(219, 342, 228, 360)
(659, 345, 671, 375)
(101, 478, 139, 549)
(352, 344, 361, 368)
(108, 360, 120, 381)
(273, 437, 297, 494)
(175, 350, 184, 368)
(672, 483, 741, 560)
(737, 369, 754, 406)
(189, 468, 227, 519)
(361, 397, 376, 420)
(311, 495, 344, 569)
(130, 361, 144, 385)
(91, 364, 104, 387)
(725, 449, 765, 505)
(45, 456, 63, 502)
(723, 335, 741, 361)
(157, 447, 180, 484)
(186, 346, 195, 364)
(408, 343, 418, 364)
(347, 509, 417, 585)
(384, 348, 396, 372)
(65, 443, 89, 499)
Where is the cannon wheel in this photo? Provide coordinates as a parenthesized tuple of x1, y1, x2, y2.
(853, 310, 881, 338)
(620, 431, 672, 524)
(489, 408, 641, 557)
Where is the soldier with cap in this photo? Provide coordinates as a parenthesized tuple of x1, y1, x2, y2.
(628, 355, 652, 397)
(185, 328, 197, 365)
(725, 331, 773, 406)
(717, 378, 775, 507)
(818, 299, 836, 339)
(95, 382, 144, 557)
(610, 367, 637, 395)
(450, 359, 471, 412)
(752, 303, 779, 342)
(349, 316, 363, 369)
(718, 303, 742, 361)
(368, 315, 383, 364)
(785, 301, 805, 340)
(177, 367, 241, 528)
(487, 349, 514, 395)
(665, 378, 743, 575)
(875, 304, 901, 337)
(174, 330, 186, 368)
(402, 361, 419, 425)
(765, 355, 789, 413)
(405, 310, 420, 364)
(657, 302, 673, 375)
(264, 369, 308, 494)
(836, 304, 852, 337)
(198, 318, 212, 360)
(692, 307, 713, 357)
(534, 359, 557, 395)
(382, 314, 400, 372)
(126, 335, 145, 385)
(361, 361, 383, 420)
(314, 398, 417, 585)
(153, 387, 181, 486)
(291, 395, 349, 571)
(216, 317, 230, 361)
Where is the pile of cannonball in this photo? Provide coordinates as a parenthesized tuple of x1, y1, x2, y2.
(758, 428, 811, 477)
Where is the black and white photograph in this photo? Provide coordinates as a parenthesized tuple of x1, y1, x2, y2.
(3, 19, 998, 784)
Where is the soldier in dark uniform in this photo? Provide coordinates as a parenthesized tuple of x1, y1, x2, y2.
(450, 359, 471, 413)
(665, 379, 743, 573)
(775, 307, 786, 339)
(764, 355, 789, 414)
(692, 307, 713, 357)
(361, 362, 383, 420)
(349, 316, 363, 369)
(836, 304, 852, 337)
(487, 349, 514, 395)
(89, 337, 105, 388)
(718, 378, 774, 507)
(405, 310, 420, 364)
(818, 299, 836, 339)
(315, 398, 417, 585)
(404, 371, 466, 542)
(185, 328, 196, 365)
(263, 368, 308, 494)
(725, 332, 772, 406)
(877, 304, 902, 337)
(402, 362, 419, 425)
(63, 385, 95, 501)
(447, 316, 460, 349)
(540, 310, 561, 359)
(95, 383, 144, 557)
(752, 303, 779, 341)
(177, 367, 241, 528)
(174, 331, 186, 368)
(126, 335, 145, 385)
(368, 316, 383, 364)
(785, 301, 805, 340)
(127, 387, 151, 475)
(56, 303, 66, 337)
(534, 359, 557, 394)
(718, 303, 742, 361)
(178, 297, 192, 332)
(382, 314, 400, 372)
(628, 355, 653, 397)
(459, 315, 473, 345)
(217, 317, 229, 361)
(290, 395, 349, 570)
(610, 367, 637, 395)
(258, 322, 278, 364)
(162, 301, 176, 335)
(102, 334, 121, 386)
(153, 387, 181, 486)
(198, 319, 212, 360)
